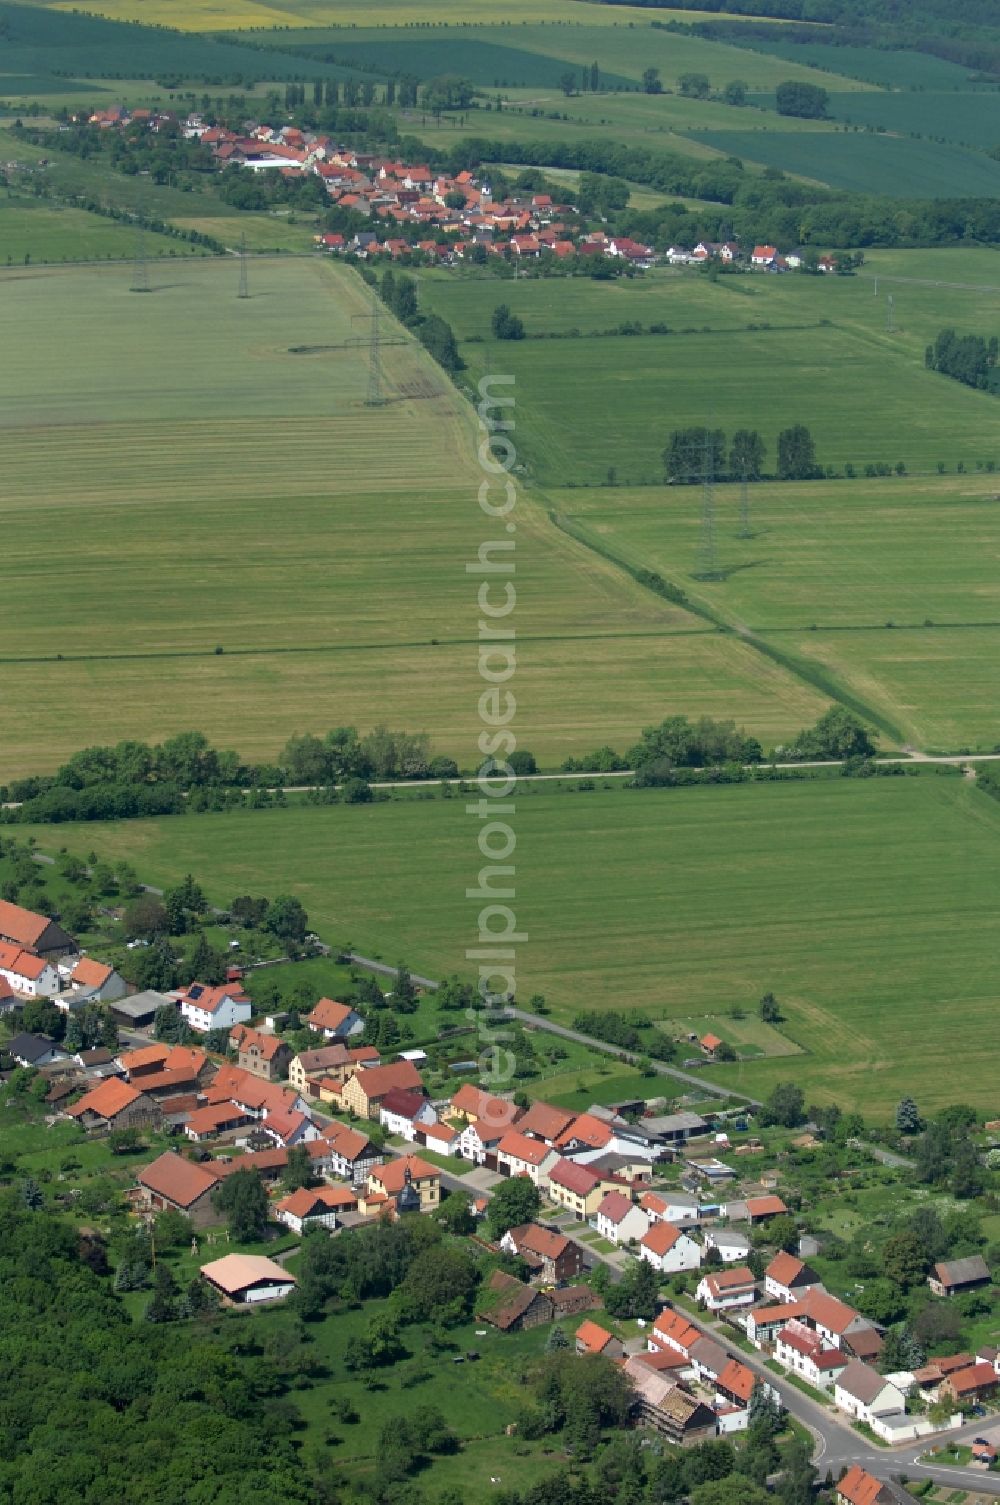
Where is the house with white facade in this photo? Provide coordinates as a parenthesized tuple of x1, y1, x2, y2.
(0, 944, 60, 998)
(378, 1088, 437, 1142)
(596, 1190, 650, 1246)
(765, 1251, 823, 1304)
(696, 1266, 758, 1313)
(702, 1226, 751, 1264)
(639, 1220, 701, 1274)
(178, 982, 252, 1034)
(834, 1362, 906, 1430)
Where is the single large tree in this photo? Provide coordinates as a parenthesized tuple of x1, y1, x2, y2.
(212, 1168, 269, 1242)
(486, 1176, 541, 1239)
(777, 423, 819, 480)
(730, 428, 766, 480)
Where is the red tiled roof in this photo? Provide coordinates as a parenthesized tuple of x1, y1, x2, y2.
(642, 1221, 683, 1256)
(717, 1358, 754, 1403)
(507, 1222, 572, 1260)
(549, 1158, 601, 1197)
(497, 1130, 550, 1167)
(307, 997, 355, 1031)
(516, 1100, 576, 1142)
(350, 1060, 423, 1100)
(71, 957, 114, 988)
(576, 1319, 615, 1354)
(121, 1044, 170, 1072)
(370, 1155, 438, 1192)
(766, 1250, 805, 1285)
(0, 900, 52, 949)
(67, 1078, 142, 1120)
(138, 1150, 221, 1207)
(746, 1194, 788, 1217)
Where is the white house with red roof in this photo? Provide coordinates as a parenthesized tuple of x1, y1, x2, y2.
(596, 1190, 650, 1246)
(379, 1088, 437, 1141)
(765, 1251, 823, 1303)
(178, 981, 251, 1033)
(0, 943, 60, 998)
(639, 1221, 702, 1274)
(305, 996, 362, 1040)
(66, 956, 128, 1002)
(496, 1129, 554, 1184)
(696, 1266, 758, 1312)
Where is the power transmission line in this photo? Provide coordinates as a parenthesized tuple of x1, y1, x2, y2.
(694, 425, 723, 580)
(237, 232, 249, 299)
(131, 193, 150, 294)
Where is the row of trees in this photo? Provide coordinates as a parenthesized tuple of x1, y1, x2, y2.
(1, 725, 462, 809)
(663, 424, 820, 483)
(377, 267, 463, 373)
(555, 707, 878, 781)
(926, 327, 999, 392)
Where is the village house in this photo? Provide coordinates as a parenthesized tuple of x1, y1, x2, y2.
(68, 1077, 163, 1132)
(479, 1269, 554, 1332)
(641, 1190, 702, 1225)
(366, 1154, 439, 1211)
(201, 1253, 295, 1305)
(446, 1082, 519, 1136)
(496, 1128, 553, 1183)
(649, 1307, 702, 1361)
(702, 1226, 751, 1264)
(837, 1466, 920, 1505)
(596, 1190, 650, 1246)
(0, 899, 76, 958)
(715, 1356, 757, 1412)
(274, 1185, 357, 1234)
(315, 1121, 382, 1184)
(554, 1112, 613, 1154)
(928, 1255, 991, 1296)
(417, 1119, 460, 1156)
(340, 1059, 424, 1119)
(546, 1157, 605, 1220)
(500, 1222, 585, 1284)
(775, 1320, 850, 1389)
(289, 1043, 380, 1095)
(623, 1357, 717, 1446)
(575, 1319, 624, 1359)
(66, 956, 128, 1002)
(834, 1362, 906, 1429)
(304, 996, 362, 1040)
(765, 1250, 823, 1303)
(640, 1220, 702, 1274)
(0, 943, 61, 998)
(940, 1360, 999, 1406)
(137, 1149, 222, 1226)
(7, 1031, 68, 1068)
(230, 1024, 293, 1082)
(514, 1099, 576, 1145)
(696, 1266, 758, 1313)
(178, 982, 252, 1034)
(379, 1087, 438, 1140)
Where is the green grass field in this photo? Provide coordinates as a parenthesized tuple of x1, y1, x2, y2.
(0, 196, 211, 263)
(554, 471, 1000, 749)
(693, 128, 1000, 198)
(23, 774, 1000, 1117)
(0, 255, 829, 777)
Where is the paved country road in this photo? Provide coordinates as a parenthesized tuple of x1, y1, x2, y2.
(346, 953, 758, 1106)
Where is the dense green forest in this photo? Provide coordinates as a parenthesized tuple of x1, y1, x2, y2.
(0, 1203, 313, 1505)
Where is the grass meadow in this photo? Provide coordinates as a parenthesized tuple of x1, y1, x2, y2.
(692, 128, 1000, 199)
(22, 773, 1000, 1117)
(0, 256, 829, 776)
(555, 471, 1000, 749)
(420, 254, 1000, 483)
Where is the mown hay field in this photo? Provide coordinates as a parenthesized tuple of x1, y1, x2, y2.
(23, 774, 1000, 1117)
(555, 475, 1000, 751)
(0, 256, 827, 777)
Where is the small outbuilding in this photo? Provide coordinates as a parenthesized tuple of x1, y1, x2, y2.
(200, 1253, 296, 1305)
